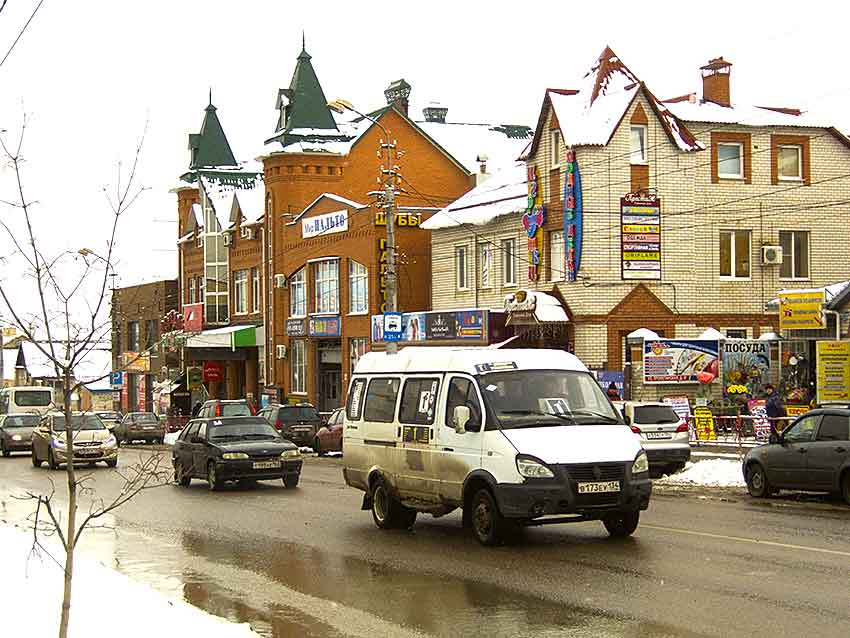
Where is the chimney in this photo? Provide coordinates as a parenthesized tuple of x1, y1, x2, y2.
(423, 101, 448, 124)
(384, 79, 411, 117)
(701, 57, 732, 107)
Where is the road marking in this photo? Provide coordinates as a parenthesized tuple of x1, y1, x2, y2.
(642, 524, 850, 558)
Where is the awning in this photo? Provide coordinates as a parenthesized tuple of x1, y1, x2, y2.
(504, 290, 568, 326)
(185, 325, 264, 350)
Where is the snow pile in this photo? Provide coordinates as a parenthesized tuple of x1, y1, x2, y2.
(0, 525, 260, 638)
(655, 459, 746, 488)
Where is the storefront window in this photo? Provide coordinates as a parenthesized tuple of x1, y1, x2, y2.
(349, 337, 368, 375)
(779, 341, 813, 406)
(314, 259, 339, 314)
(291, 340, 306, 394)
(349, 260, 368, 314)
(290, 267, 306, 317)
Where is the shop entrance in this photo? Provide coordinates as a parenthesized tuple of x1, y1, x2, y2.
(317, 340, 342, 412)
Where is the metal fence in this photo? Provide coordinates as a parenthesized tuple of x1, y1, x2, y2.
(687, 414, 795, 445)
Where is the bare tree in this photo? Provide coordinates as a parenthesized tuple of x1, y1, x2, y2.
(0, 115, 169, 638)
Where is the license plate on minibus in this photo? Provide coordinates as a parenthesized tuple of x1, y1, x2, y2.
(577, 481, 620, 494)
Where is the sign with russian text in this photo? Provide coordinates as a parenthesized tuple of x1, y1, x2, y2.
(302, 210, 348, 239)
(122, 352, 150, 373)
(371, 310, 487, 343)
(563, 149, 582, 281)
(747, 399, 772, 441)
(375, 211, 422, 227)
(202, 361, 223, 383)
(308, 316, 341, 337)
(285, 318, 307, 337)
(722, 340, 771, 396)
(693, 406, 716, 441)
(779, 290, 826, 330)
(523, 165, 545, 281)
(643, 339, 719, 384)
(621, 193, 661, 280)
(816, 340, 850, 403)
(377, 238, 388, 313)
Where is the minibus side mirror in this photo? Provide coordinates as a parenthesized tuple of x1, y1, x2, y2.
(453, 406, 471, 434)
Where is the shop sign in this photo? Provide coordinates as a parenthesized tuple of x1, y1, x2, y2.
(785, 405, 810, 417)
(371, 310, 487, 343)
(122, 352, 150, 373)
(693, 406, 717, 441)
(425, 312, 456, 340)
(643, 339, 719, 384)
(308, 316, 341, 337)
(621, 193, 661, 280)
(302, 210, 348, 239)
(504, 289, 537, 325)
(522, 165, 545, 281)
(183, 302, 204, 333)
(563, 149, 583, 281)
(779, 290, 826, 330)
(722, 340, 771, 396)
(747, 399, 772, 441)
(816, 341, 850, 403)
(375, 211, 422, 227)
(456, 311, 484, 339)
(285, 318, 307, 337)
(187, 366, 203, 390)
(203, 361, 223, 383)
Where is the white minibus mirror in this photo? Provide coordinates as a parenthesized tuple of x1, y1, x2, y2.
(453, 406, 471, 434)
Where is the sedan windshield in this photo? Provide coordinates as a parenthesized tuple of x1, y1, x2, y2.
(3, 415, 40, 428)
(219, 403, 252, 417)
(209, 420, 281, 441)
(52, 415, 105, 431)
(479, 370, 622, 429)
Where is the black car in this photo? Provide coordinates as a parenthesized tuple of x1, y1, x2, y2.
(258, 403, 322, 448)
(743, 406, 850, 503)
(172, 416, 302, 490)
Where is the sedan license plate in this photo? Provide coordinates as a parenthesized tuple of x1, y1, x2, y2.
(577, 480, 620, 494)
(76, 449, 99, 457)
(252, 460, 281, 470)
(645, 432, 672, 439)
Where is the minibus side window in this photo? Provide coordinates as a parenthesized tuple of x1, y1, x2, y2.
(399, 378, 440, 425)
(445, 377, 482, 430)
(363, 378, 400, 423)
(0, 391, 7, 414)
(347, 378, 367, 420)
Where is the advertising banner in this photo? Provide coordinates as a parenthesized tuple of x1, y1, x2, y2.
(371, 310, 488, 343)
(202, 361, 223, 383)
(594, 370, 624, 401)
(779, 290, 826, 330)
(183, 302, 204, 333)
(122, 352, 150, 374)
(308, 316, 341, 337)
(722, 340, 771, 395)
(301, 210, 348, 239)
(401, 312, 426, 341)
(643, 339, 719, 384)
(285, 318, 307, 337)
(816, 340, 850, 403)
(425, 312, 457, 340)
(693, 406, 717, 441)
(747, 398, 772, 441)
(621, 193, 661, 280)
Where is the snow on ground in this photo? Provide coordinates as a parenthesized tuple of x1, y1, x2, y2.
(0, 525, 260, 638)
(656, 459, 746, 488)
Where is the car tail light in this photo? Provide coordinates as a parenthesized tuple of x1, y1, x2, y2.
(676, 421, 689, 433)
(630, 425, 642, 434)
(215, 404, 222, 417)
(274, 418, 283, 431)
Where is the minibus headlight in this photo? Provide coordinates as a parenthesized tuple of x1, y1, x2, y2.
(632, 451, 649, 475)
(516, 456, 555, 479)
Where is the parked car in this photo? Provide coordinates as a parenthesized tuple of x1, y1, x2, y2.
(314, 407, 344, 456)
(743, 406, 850, 504)
(31, 412, 118, 469)
(195, 399, 255, 419)
(619, 401, 690, 476)
(117, 412, 165, 444)
(258, 403, 322, 448)
(0, 414, 41, 456)
(95, 411, 122, 436)
(172, 416, 302, 490)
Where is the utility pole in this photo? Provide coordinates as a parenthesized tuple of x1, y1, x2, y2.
(381, 138, 400, 355)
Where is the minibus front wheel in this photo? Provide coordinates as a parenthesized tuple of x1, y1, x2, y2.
(370, 476, 416, 530)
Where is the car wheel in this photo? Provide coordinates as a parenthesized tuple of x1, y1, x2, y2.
(746, 462, 771, 498)
(174, 460, 191, 486)
(283, 475, 300, 489)
(105, 459, 117, 468)
(370, 476, 415, 530)
(603, 511, 640, 537)
(841, 471, 850, 506)
(207, 462, 221, 491)
(314, 437, 323, 457)
(31, 448, 42, 468)
(670, 462, 686, 474)
(47, 448, 59, 470)
(470, 487, 508, 546)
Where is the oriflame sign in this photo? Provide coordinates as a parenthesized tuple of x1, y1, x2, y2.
(523, 165, 545, 282)
(563, 149, 583, 281)
(621, 193, 661, 280)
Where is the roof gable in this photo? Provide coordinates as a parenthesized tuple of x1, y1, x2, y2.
(293, 192, 368, 224)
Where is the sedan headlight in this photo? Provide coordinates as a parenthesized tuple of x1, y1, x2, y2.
(52, 437, 66, 449)
(12, 434, 22, 441)
(632, 451, 649, 475)
(516, 456, 555, 479)
(222, 452, 249, 460)
(281, 449, 300, 459)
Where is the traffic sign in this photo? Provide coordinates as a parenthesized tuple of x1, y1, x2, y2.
(109, 371, 124, 387)
(383, 312, 403, 342)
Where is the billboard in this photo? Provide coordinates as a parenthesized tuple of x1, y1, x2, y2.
(643, 339, 719, 384)
(721, 340, 771, 395)
(779, 290, 825, 330)
(371, 310, 488, 343)
(621, 193, 661, 280)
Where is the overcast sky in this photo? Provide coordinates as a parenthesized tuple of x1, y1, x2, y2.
(1, 0, 848, 298)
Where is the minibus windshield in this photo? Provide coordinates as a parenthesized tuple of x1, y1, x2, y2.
(478, 370, 622, 429)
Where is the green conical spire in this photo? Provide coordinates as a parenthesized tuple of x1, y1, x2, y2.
(188, 96, 238, 170)
(280, 41, 337, 132)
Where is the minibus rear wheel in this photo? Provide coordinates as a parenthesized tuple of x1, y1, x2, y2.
(370, 476, 416, 530)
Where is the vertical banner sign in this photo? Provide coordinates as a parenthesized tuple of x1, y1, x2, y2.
(563, 149, 583, 281)
(747, 398, 772, 441)
(816, 340, 850, 403)
(377, 238, 389, 313)
(621, 193, 661, 280)
(693, 406, 717, 441)
(523, 165, 545, 281)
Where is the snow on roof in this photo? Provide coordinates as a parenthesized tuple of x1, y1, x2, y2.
(627, 327, 661, 340)
(414, 120, 530, 174)
(422, 162, 527, 230)
(234, 177, 266, 225)
(665, 100, 834, 129)
(509, 291, 568, 323)
(698, 327, 725, 341)
(200, 176, 236, 231)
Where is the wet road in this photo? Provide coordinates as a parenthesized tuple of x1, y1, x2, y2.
(1, 448, 849, 638)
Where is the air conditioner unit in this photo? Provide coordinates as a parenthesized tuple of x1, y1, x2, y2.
(223, 233, 232, 246)
(274, 274, 288, 288)
(762, 245, 783, 265)
(276, 344, 287, 359)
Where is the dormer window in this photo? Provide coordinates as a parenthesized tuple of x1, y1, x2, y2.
(550, 130, 561, 167)
(630, 125, 647, 164)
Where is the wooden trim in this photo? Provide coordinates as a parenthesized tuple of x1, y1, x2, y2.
(711, 132, 752, 184)
(771, 134, 810, 186)
(631, 164, 649, 192)
(550, 109, 560, 131)
(630, 103, 648, 124)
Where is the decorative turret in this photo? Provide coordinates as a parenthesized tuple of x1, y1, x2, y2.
(384, 79, 411, 116)
(188, 93, 239, 170)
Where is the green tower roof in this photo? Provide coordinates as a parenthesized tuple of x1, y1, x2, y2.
(188, 97, 239, 170)
(275, 42, 338, 135)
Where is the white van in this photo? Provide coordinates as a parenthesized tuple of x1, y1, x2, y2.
(0, 386, 54, 416)
(342, 347, 651, 545)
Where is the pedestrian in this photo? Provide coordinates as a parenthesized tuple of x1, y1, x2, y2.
(191, 400, 202, 418)
(606, 382, 621, 401)
(764, 384, 785, 433)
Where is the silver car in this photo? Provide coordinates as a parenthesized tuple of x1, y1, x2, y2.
(0, 414, 41, 456)
(31, 412, 118, 469)
(620, 401, 690, 476)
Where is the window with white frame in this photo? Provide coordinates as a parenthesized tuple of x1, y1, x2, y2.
(349, 259, 368, 314)
(779, 230, 809, 280)
(314, 259, 339, 314)
(501, 238, 516, 286)
(251, 267, 260, 313)
(289, 267, 306, 317)
(630, 125, 647, 164)
(717, 143, 743, 179)
(188, 277, 197, 304)
(719, 229, 751, 279)
(725, 328, 747, 339)
(233, 269, 248, 314)
(550, 230, 564, 281)
(478, 243, 492, 288)
(456, 246, 469, 290)
(349, 337, 368, 375)
(291, 340, 306, 394)
(550, 129, 561, 167)
(778, 145, 803, 181)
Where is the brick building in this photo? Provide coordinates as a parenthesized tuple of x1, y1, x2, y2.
(426, 47, 850, 400)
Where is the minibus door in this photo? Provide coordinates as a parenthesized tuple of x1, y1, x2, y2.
(396, 376, 441, 503)
(436, 375, 485, 504)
